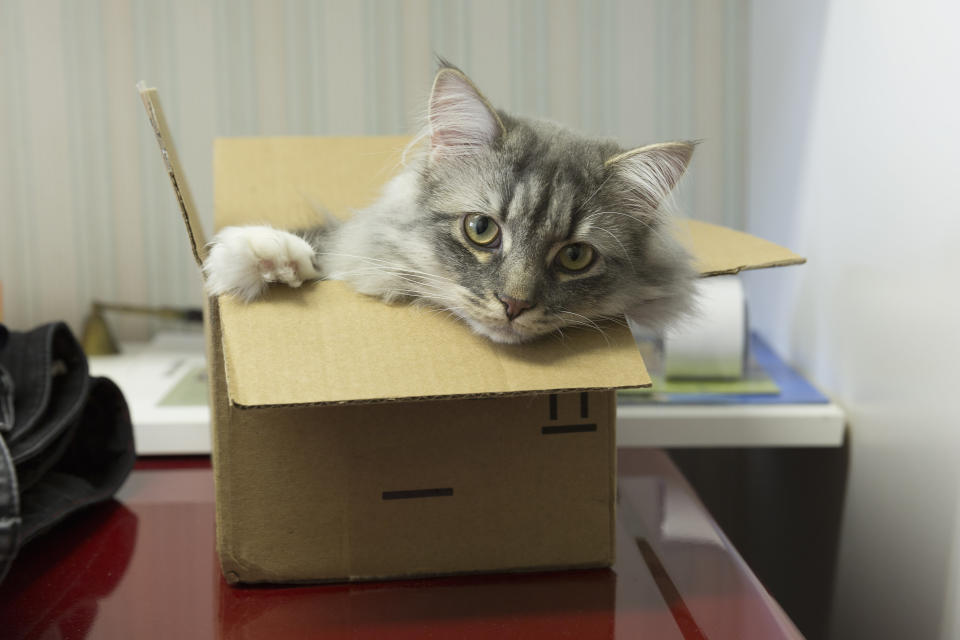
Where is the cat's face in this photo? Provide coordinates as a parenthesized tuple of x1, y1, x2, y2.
(410, 67, 696, 344)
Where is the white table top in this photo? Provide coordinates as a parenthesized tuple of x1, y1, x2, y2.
(90, 332, 845, 455)
(617, 402, 845, 448)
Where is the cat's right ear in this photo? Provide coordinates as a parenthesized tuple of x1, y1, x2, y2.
(428, 66, 505, 159)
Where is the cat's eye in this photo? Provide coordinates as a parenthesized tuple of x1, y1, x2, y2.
(555, 243, 595, 272)
(462, 214, 501, 248)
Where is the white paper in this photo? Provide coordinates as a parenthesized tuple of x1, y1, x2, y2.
(664, 275, 746, 379)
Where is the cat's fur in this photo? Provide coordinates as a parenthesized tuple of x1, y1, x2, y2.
(203, 63, 697, 344)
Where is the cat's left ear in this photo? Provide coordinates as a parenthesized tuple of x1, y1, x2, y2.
(428, 66, 505, 159)
(604, 142, 696, 214)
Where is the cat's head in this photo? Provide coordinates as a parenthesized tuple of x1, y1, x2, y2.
(411, 64, 697, 344)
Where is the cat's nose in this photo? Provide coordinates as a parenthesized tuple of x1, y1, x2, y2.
(497, 294, 534, 321)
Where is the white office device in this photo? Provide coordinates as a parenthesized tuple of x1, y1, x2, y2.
(88, 332, 211, 455)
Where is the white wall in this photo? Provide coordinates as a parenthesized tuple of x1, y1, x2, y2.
(745, 2, 960, 638)
(0, 0, 747, 337)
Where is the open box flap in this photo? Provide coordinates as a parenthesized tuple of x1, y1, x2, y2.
(138, 84, 208, 266)
(686, 220, 804, 276)
(138, 89, 803, 408)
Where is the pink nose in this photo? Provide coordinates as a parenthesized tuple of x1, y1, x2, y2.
(497, 294, 533, 321)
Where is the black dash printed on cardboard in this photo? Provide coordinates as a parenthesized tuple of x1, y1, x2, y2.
(542, 424, 598, 435)
(580, 392, 589, 418)
(382, 488, 454, 500)
(549, 394, 558, 420)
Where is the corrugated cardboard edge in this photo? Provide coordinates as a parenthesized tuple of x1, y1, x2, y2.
(701, 258, 806, 276)
(205, 295, 259, 584)
(607, 391, 617, 568)
(203, 295, 236, 581)
(137, 82, 208, 267)
(230, 560, 615, 586)
(227, 382, 649, 410)
(684, 220, 806, 276)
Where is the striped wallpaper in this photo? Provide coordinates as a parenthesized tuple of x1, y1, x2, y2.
(0, 0, 746, 338)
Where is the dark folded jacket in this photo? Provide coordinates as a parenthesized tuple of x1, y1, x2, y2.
(0, 322, 135, 583)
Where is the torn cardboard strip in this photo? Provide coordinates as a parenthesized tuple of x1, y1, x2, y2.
(138, 83, 207, 266)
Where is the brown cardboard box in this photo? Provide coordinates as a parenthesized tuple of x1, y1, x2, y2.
(140, 87, 803, 584)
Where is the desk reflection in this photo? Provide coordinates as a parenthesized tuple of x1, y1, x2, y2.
(0, 501, 138, 639)
(0, 453, 801, 640)
(218, 567, 618, 639)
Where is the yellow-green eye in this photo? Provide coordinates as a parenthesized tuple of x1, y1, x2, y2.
(555, 243, 595, 272)
(463, 214, 501, 247)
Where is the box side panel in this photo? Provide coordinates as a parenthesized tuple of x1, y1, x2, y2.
(607, 390, 618, 566)
(204, 297, 238, 581)
(205, 297, 353, 583)
(344, 390, 614, 579)
(218, 391, 613, 583)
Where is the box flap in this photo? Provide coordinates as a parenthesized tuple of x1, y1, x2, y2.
(220, 281, 648, 407)
(138, 83, 208, 266)
(214, 137, 414, 228)
(684, 220, 805, 276)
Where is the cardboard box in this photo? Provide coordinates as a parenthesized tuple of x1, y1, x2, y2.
(139, 87, 803, 584)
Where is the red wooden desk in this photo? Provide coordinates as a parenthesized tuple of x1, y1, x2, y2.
(0, 450, 801, 639)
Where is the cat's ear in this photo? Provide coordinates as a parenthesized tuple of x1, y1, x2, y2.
(428, 65, 505, 158)
(604, 142, 696, 214)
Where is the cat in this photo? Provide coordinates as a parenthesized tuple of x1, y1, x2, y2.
(202, 62, 697, 344)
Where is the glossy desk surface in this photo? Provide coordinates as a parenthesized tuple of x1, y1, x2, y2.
(0, 450, 801, 639)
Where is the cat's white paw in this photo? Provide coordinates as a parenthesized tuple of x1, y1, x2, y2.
(203, 226, 320, 301)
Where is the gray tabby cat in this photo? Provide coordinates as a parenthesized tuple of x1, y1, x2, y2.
(203, 63, 696, 344)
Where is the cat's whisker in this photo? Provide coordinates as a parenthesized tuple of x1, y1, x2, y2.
(379, 283, 462, 304)
(574, 174, 613, 215)
(327, 269, 450, 295)
(586, 210, 649, 230)
(555, 310, 612, 346)
(383, 290, 428, 302)
(349, 269, 464, 298)
(586, 225, 634, 268)
(330, 266, 457, 296)
(379, 272, 453, 292)
(344, 275, 441, 297)
(581, 209, 666, 246)
(597, 208, 677, 247)
(602, 315, 629, 328)
(422, 304, 468, 317)
(556, 309, 602, 329)
(317, 252, 460, 285)
(337, 270, 455, 293)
